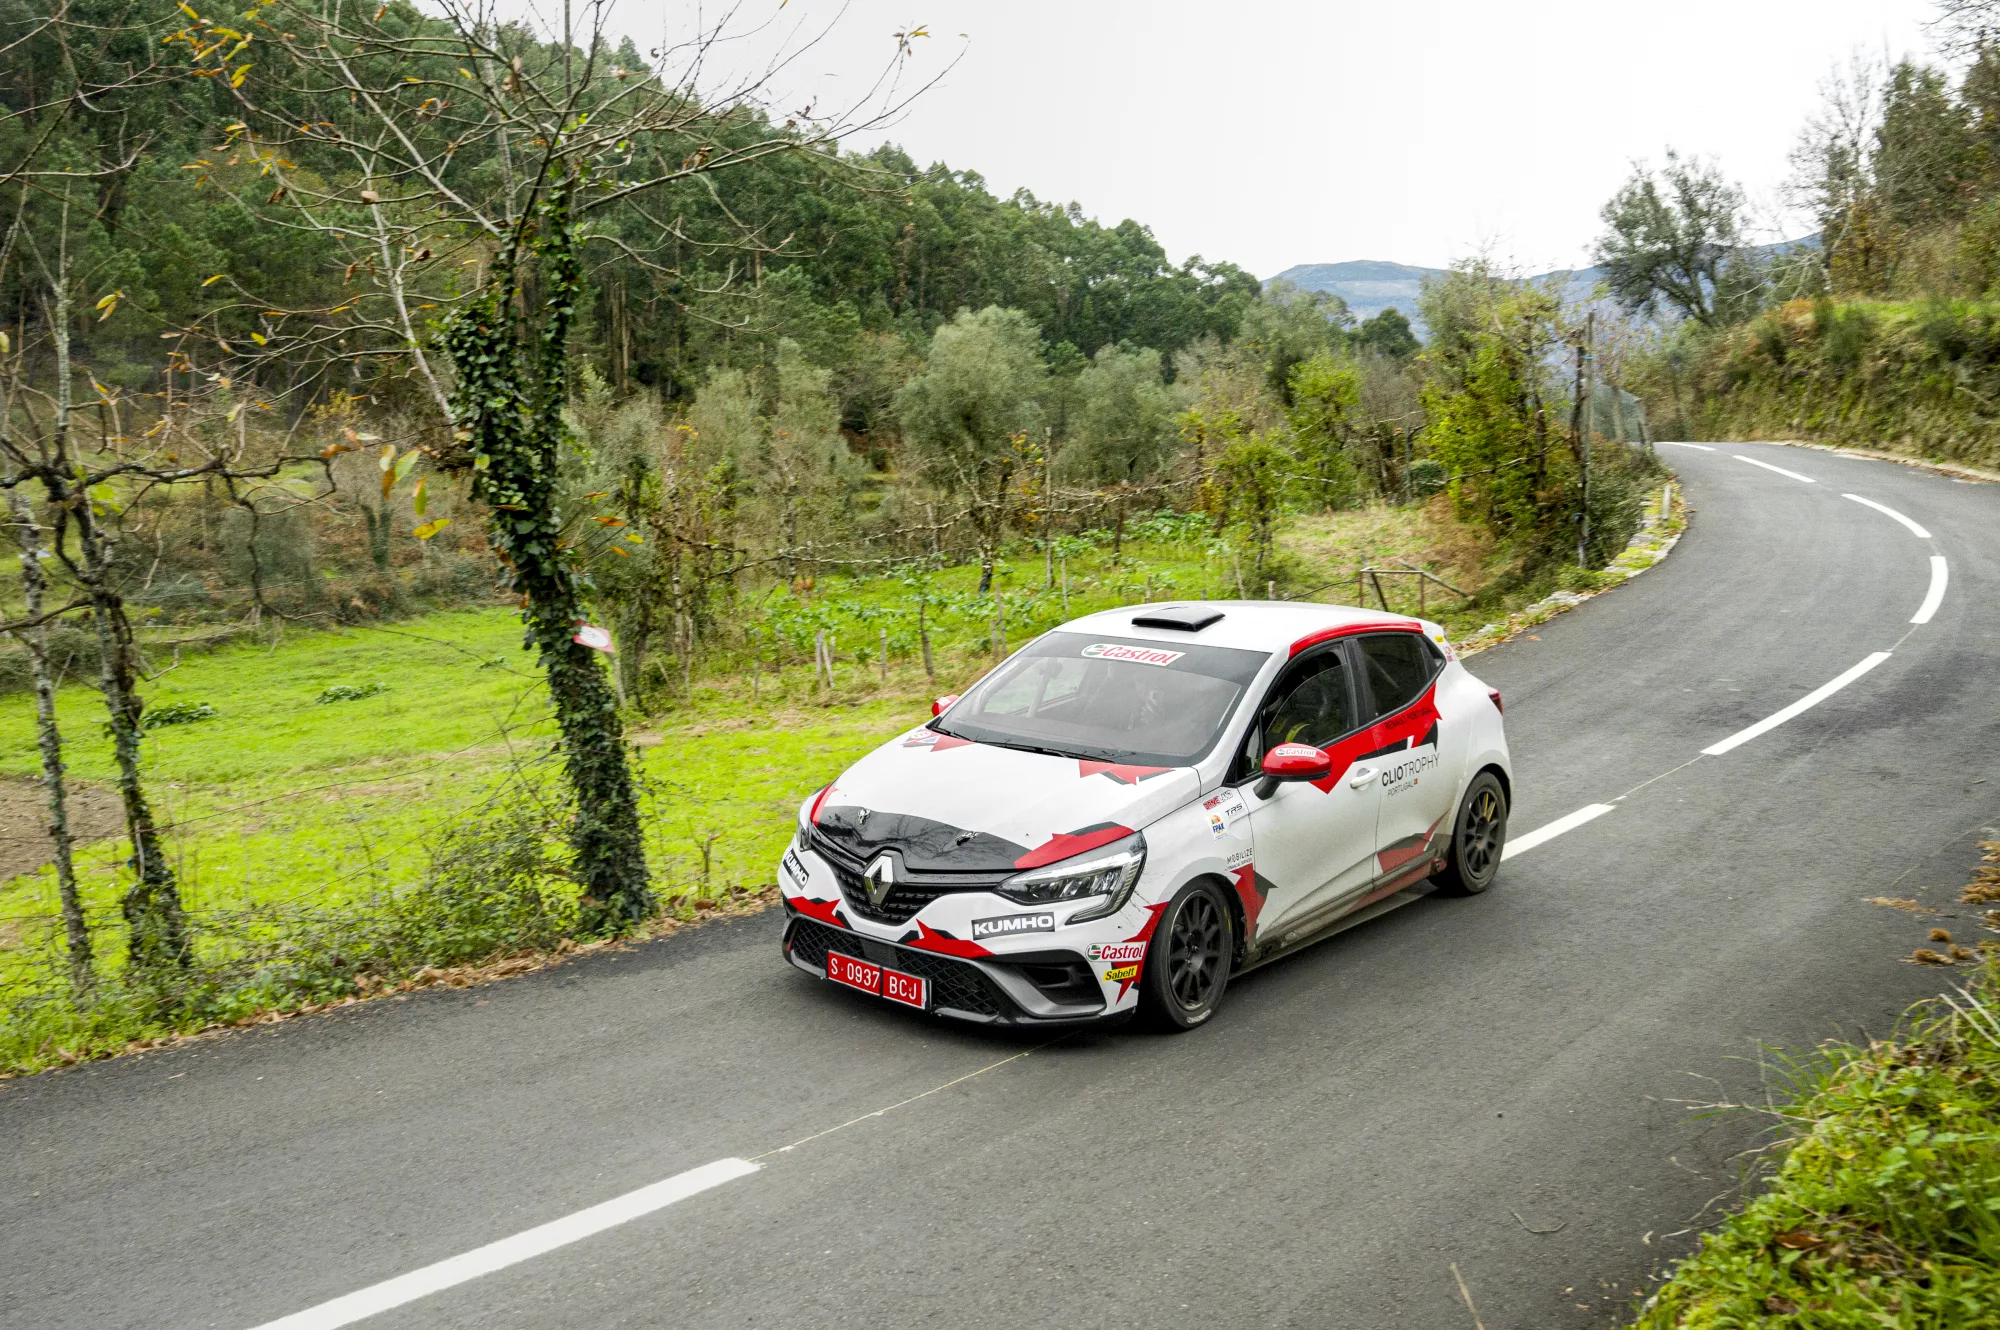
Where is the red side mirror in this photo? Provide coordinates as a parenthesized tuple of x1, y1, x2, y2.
(1262, 742, 1333, 783)
(932, 694, 961, 717)
(1257, 742, 1333, 800)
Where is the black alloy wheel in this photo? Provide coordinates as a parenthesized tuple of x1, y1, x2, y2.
(1139, 880, 1234, 1031)
(1435, 769, 1507, 896)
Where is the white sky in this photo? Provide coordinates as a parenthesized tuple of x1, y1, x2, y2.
(610, 0, 1944, 277)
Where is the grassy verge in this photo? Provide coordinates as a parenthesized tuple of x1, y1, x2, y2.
(1634, 853, 2000, 1328)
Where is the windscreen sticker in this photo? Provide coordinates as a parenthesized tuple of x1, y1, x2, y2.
(1081, 642, 1185, 667)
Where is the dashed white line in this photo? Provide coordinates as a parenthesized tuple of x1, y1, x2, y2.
(1841, 492, 1932, 539)
(1655, 441, 1714, 451)
(1502, 804, 1614, 860)
(1733, 454, 1817, 483)
(247, 1157, 760, 1330)
(1700, 652, 1892, 757)
(1913, 555, 1949, 625)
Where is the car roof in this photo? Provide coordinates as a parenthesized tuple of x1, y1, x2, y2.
(1051, 600, 1429, 657)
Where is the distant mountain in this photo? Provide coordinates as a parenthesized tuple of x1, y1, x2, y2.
(1269, 238, 1817, 341)
(1266, 259, 1609, 339)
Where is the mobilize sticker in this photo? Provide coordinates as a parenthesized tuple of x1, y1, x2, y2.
(970, 911, 1058, 940)
(1081, 642, 1185, 667)
(1087, 940, 1148, 964)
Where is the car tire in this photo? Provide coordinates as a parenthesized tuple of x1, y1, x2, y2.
(1433, 770, 1507, 896)
(1137, 879, 1235, 1031)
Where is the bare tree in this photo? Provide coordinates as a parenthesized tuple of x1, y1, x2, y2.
(163, 0, 947, 929)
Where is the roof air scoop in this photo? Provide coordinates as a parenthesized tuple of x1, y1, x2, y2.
(1130, 604, 1225, 632)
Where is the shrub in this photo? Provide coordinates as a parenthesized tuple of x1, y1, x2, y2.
(141, 701, 219, 729)
(314, 682, 390, 704)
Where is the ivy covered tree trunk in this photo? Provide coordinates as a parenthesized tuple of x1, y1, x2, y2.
(443, 190, 652, 931)
(6, 489, 91, 993)
(47, 273, 188, 979)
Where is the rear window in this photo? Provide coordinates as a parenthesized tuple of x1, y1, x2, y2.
(935, 632, 1270, 766)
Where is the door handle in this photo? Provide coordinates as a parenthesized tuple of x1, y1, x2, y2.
(1348, 765, 1378, 789)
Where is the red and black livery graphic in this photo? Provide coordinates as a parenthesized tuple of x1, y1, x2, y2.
(1307, 686, 1441, 793)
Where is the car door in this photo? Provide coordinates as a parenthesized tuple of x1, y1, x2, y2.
(1355, 631, 1456, 885)
(1236, 642, 1380, 946)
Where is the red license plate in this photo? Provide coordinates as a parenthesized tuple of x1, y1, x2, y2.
(825, 952, 928, 1009)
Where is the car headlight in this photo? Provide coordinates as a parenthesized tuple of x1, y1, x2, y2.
(998, 833, 1146, 922)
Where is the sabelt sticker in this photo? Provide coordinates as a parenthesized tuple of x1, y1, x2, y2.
(1087, 940, 1148, 964)
(1102, 963, 1140, 984)
(969, 911, 1058, 940)
(1081, 642, 1185, 667)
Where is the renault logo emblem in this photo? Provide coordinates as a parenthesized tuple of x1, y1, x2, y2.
(861, 853, 896, 908)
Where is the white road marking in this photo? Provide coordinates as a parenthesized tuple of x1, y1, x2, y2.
(1913, 555, 1949, 625)
(1656, 441, 1714, 450)
(1700, 652, 1893, 757)
(1733, 454, 1816, 483)
(247, 1157, 760, 1330)
(1841, 492, 1932, 539)
(1502, 804, 1614, 860)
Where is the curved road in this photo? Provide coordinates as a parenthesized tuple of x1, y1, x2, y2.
(5, 443, 1998, 1330)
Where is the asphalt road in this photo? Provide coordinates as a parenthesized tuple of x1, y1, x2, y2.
(6, 442, 1998, 1330)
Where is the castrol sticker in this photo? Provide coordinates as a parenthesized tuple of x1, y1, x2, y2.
(1081, 643, 1185, 667)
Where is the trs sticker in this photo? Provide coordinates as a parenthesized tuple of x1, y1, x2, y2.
(1081, 642, 1185, 667)
(1087, 940, 1148, 964)
(1102, 963, 1140, 984)
(970, 911, 1058, 940)
(782, 849, 809, 887)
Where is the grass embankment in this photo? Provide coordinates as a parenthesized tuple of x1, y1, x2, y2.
(1680, 297, 2000, 469)
(0, 500, 1604, 1073)
(1635, 851, 2000, 1328)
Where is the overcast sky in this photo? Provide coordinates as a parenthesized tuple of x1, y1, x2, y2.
(613, 0, 1944, 278)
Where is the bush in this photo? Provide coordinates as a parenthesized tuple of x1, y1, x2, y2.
(141, 701, 219, 729)
(314, 682, 390, 704)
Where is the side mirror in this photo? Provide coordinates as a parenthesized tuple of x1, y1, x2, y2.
(1255, 742, 1332, 800)
(931, 694, 961, 717)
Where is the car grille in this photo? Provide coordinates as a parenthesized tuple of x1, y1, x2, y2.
(804, 827, 1014, 926)
(787, 917, 1006, 1019)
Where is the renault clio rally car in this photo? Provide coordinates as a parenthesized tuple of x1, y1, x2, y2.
(778, 601, 1511, 1030)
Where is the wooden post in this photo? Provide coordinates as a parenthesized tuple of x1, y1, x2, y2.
(1418, 575, 1426, 616)
(918, 596, 935, 680)
(879, 627, 888, 685)
(1576, 311, 1594, 567)
(750, 632, 760, 705)
(1060, 553, 1069, 616)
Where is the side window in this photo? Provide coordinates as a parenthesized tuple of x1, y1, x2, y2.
(1359, 633, 1438, 719)
(1235, 648, 1355, 778)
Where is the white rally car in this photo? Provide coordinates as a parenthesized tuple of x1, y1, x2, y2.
(778, 601, 1511, 1030)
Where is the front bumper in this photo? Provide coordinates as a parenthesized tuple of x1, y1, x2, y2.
(782, 909, 1111, 1025)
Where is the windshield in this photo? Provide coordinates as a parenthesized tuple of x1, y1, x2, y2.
(934, 631, 1270, 766)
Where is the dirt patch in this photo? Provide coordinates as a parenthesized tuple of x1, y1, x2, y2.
(0, 777, 124, 884)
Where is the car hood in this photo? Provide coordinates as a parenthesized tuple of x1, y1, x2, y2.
(811, 725, 1202, 873)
